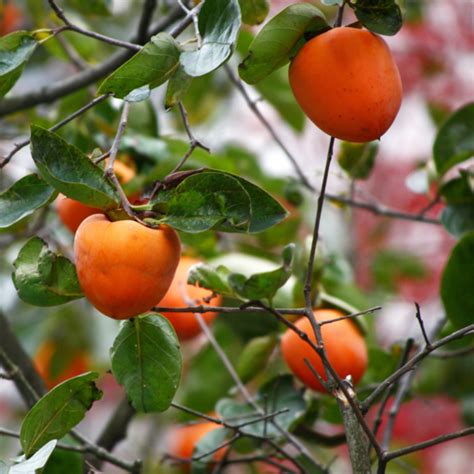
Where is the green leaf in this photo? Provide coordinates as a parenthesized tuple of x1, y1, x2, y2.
(98, 33, 180, 99)
(337, 141, 378, 179)
(351, 0, 403, 36)
(236, 335, 276, 383)
(441, 205, 474, 239)
(217, 375, 306, 438)
(154, 171, 287, 234)
(440, 174, 474, 205)
(191, 428, 228, 474)
(181, 0, 241, 77)
(228, 244, 295, 300)
(0, 174, 56, 229)
(165, 65, 193, 109)
(0, 31, 37, 97)
(124, 85, 150, 103)
(238, 0, 270, 25)
(441, 231, 474, 329)
(293, 454, 326, 473)
(30, 125, 119, 208)
(216, 374, 307, 438)
(12, 237, 83, 306)
(20, 373, 102, 458)
(434, 103, 474, 176)
(239, 4, 329, 84)
(43, 449, 83, 474)
(188, 263, 234, 298)
(322, 0, 343, 5)
(66, 0, 112, 16)
(110, 314, 182, 413)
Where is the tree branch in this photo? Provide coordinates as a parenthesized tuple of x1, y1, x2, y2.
(0, 7, 183, 117)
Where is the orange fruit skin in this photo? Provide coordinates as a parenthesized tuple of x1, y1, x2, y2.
(74, 214, 181, 319)
(289, 27, 403, 142)
(34, 341, 89, 390)
(168, 422, 224, 466)
(281, 309, 368, 392)
(159, 256, 221, 340)
(56, 196, 101, 233)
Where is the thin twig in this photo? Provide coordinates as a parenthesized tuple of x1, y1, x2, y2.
(319, 306, 382, 326)
(384, 427, 474, 462)
(48, 0, 141, 51)
(362, 324, 474, 412)
(104, 102, 137, 219)
(414, 303, 431, 349)
(371, 339, 414, 441)
(0, 8, 183, 118)
(430, 345, 474, 358)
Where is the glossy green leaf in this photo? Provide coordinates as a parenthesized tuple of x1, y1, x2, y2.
(322, 0, 343, 5)
(0, 32, 37, 97)
(20, 373, 102, 457)
(351, 0, 403, 36)
(43, 449, 83, 474)
(187, 263, 234, 298)
(228, 244, 295, 300)
(238, 0, 269, 25)
(0, 174, 56, 229)
(434, 103, 474, 176)
(165, 65, 193, 109)
(153, 171, 287, 234)
(191, 428, 228, 474)
(98, 33, 180, 98)
(239, 4, 329, 84)
(440, 174, 474, 205)
(181, 0, 241, 77)
(441, 231, 474, 329)
(12, 237, 83, 306)
(30, 125, 119, 208)
(337, 141, 378, 179)
(110, 314, 182, 413)
(441, 205, 474, 239)
(236, 335, 276, 383)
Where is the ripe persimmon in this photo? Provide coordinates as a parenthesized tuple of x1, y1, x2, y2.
(57, 159, 136, 233)
(159, 256, 221, 340)
(281, 309, 368, 392)
(34, 341, 89, 390)
(0, 1, 22, 36)
(289, 27, 402, 142)
(74, 215, 181, 319)
(167, 421, 224, 467)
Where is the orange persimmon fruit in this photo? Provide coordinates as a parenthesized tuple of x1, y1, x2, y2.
(168, 421, 224, 468)
(281, 309, 368, 392)
(289, 27, 402, 142)
(159, 256, 222, 340)
(34, 341, 90, 390)
(74, 214, 181, 319)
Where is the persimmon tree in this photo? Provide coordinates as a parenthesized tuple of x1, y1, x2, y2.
(0, 1, 473, 473)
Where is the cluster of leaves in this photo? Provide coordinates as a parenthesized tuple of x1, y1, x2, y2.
(1, 0, 473, 472)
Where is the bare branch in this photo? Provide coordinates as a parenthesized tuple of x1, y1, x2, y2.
(136, 0, 158, 44)
(0, 8, 183, 117)
(362, 324, 474, 412)
(384, 427, 474, 462)
(48, 0, 141, 51)
(414, 303, 431, 349)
